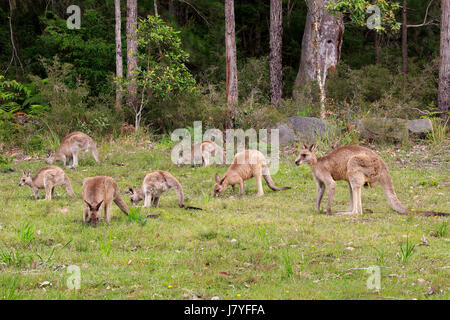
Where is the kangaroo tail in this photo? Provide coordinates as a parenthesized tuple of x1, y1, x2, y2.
(90, 141, 100, 163)
(64, 175, 75, 197)
(415, 210, 449, 217)
(379, 167, 448, 216)
(183, 205, 203, 210)
(263, 173, 291, 191)
(380, 167, 410, 214)
(166, 175, 185, 208)
(113, 193, 129, 215)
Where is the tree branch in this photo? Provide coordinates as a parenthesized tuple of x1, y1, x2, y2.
(407, 0, 436, 28)
(178, 0, 210, 27)
(5, 0, 24, 75)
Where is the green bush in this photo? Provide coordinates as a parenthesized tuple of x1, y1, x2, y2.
(326, 59, 440, 120)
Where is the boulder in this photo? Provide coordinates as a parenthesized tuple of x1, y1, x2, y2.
(355, 118, 408, 142)
(408, 118, 432, 136)
(273, 122, 297, 146)
(288, 116, 327, 140)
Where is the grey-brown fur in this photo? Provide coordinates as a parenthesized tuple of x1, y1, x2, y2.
(176, 140, 225, 167)
(213, 149, 290, 197)
(129, 170, 200, 209)
(46, 131, 99, 168)
(82, 176, 129, 226)
(18, 166, 75, 200)
(295, 144, 447, 216)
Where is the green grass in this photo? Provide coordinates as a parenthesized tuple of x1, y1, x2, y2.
(0, 138, 448, 300)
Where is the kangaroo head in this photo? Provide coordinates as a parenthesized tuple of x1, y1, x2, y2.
(213, 173, 226, 197)
(128, 187, 143, 206)
(46, 150, 55, 164)
(295, 143, 317, 166)
(18, 170, 33, 186)
(46, 150, 65, 164)
(84, 200, 104, 226)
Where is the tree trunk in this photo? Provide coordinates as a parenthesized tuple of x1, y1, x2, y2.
(126, 0, 138, 115)
(154, 0, 158, 16)
(374, 31, 381, 64)
(438, 0, 450, 115)
(168, 0, 176, 17)
(225, 0, 238, 129)
(270, 0, 283, 106)
(292, 0, 344, 102)
(115, 0, 123, 111)
(402, 0, 408, 74)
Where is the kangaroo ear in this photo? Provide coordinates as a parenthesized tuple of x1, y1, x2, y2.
(22, 169, 26, 175)
(27, 170, 32, 176)
(215, 173, 221, 183)
(309, 143, 317, 151)
(302, 143, 308, 149)
(128, 187, 134, 194)
(95, 200, 104, 211)
(84, 200, 93, 210)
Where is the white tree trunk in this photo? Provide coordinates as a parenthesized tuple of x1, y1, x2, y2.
(292, 0, 344, 105)
(225, 0, 238, 129)
(270, 0, 283, 106)
(438, 0, 450, 115)
(115, 0, 123, 111)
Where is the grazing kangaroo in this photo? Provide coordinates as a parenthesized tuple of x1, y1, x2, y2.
(295, 144, 448, 216)
(82, 176, 129, 226)
(46, 131, 99, 168)
(213, 149, 290, 197)
(176, 140, 225, 167)
(18, 166, 75, 200)
(128, 170, 202, 210)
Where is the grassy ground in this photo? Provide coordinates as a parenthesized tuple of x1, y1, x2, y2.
(0, 136, 448, 300)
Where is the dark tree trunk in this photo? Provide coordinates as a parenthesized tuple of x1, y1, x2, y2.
(168, 0, 176, 17)
(292, 0, 344, 101)
(270, 0, 283, 106)
(402, 0, 408, 74)
(115, 0, 123, 111)
(225, 0, 238, 129)
(126, 0, 138, 113)
(374, 31, 381, 64)
(438, 0, 450, 115)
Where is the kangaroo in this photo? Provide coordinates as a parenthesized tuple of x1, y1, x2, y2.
(18, 166, 75, 200)
(295, 144, 448, 216)
(176, 140, 225, 167)
(46, 131, 99, 168)
(82, 176, 129, 226)
(213, 149, 290, 197)
(128, 170, 202, 210)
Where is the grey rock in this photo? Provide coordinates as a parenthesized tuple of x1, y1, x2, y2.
(288, 116, 327, 140)
(273, 122, 297, 146)
(355, 118, 408, 142)
(408, 118, 432, 135)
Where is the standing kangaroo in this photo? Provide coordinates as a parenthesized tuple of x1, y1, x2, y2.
(128, 170, 201, 210)
(295, 144, 448, 216)
(18, 166, 75, 200)
(176, 140, 225, 167)
(82, 176, 129, 226)
(46, 131, 99, 168)
(213, 149, 290, 197)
